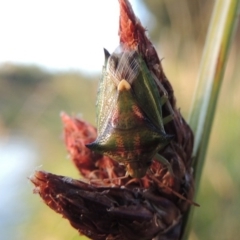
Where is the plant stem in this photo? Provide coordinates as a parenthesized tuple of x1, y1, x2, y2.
(182, 0, 240, 239)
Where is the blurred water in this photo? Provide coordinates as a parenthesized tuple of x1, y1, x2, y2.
(0, 136, 37, 240)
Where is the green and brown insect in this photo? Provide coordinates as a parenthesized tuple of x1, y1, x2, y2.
(86, 46, 173, 178)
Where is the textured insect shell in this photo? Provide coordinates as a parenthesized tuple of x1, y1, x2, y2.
(86, 48, 172, 178)
(97, 48, 166, 137)
(88, 76, 170, 178)
(131, 53, 166, 134)
(94, 49, 118, 137)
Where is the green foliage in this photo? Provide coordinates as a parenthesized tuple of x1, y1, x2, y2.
(183, 1, 240, 239)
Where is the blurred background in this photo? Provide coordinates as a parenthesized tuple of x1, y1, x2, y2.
(0, 0, 239, 239)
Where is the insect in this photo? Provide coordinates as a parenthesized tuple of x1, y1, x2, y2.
(86, 46, 173, 178)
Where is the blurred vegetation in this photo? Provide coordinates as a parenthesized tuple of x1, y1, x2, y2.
(1, 0, 240, 240)
(0, 64, 96, 240)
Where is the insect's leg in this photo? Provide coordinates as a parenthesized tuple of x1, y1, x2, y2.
(125, 177, 143, 187)
(160, 94, 168, 106)
(155, 154, 174, 177)
(165, 101, 175, 115)
(101, 172, 129, 184)
(89, 170, 129, 187)
(163, 114, 174, 125)
(157, 93, 175, 124)
(151, 71, 175, 117)
(148, 173, 200, 206)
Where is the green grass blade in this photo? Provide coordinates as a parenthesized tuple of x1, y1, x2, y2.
(182, 0, 240, 239)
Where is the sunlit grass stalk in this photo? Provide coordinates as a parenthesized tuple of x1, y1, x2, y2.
(182, 0, 240, 239)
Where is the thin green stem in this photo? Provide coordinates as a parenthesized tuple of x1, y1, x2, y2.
(181, 0, 240, 239)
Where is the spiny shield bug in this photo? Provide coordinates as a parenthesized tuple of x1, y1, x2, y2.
(86, 46, 173, 178)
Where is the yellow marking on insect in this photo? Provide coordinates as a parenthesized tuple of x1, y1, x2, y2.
(118, 79, 131, 91)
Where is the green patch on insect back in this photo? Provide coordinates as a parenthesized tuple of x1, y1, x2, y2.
(86, 46, 173, 178)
